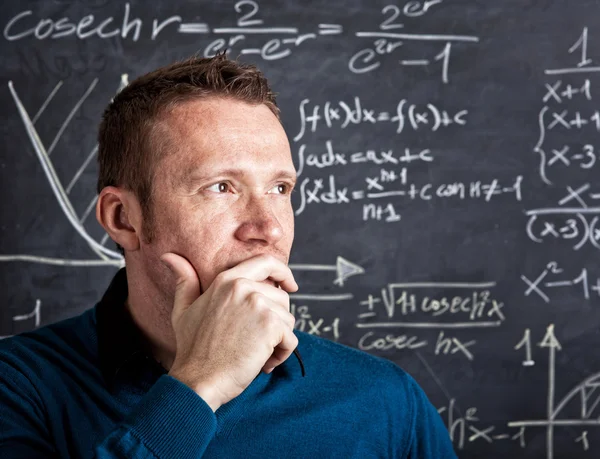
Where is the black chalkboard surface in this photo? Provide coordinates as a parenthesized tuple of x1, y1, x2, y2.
(2, 1, 600, 457)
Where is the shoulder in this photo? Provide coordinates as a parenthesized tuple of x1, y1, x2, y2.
(296, 330, 423, 403)
(0, 307, 97, 380)
(297, 330, 413, 379)
(295, 332, 453, 457)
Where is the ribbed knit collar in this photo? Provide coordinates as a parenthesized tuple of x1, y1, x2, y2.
(95, 267, 305, 390)
(96, 268, 164, 389)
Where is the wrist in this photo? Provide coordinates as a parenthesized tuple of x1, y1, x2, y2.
(168, 369, 224, 412)
(193, 382, 224, 412)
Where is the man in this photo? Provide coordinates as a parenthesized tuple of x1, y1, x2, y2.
(0, 54, 456, 458)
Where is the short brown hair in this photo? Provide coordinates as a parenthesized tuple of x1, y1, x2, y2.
(97, 53, 280, 244)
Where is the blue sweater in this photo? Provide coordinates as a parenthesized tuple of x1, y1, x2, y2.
(0, 270, 456, 458)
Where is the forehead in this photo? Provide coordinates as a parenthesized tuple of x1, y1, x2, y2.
(154, 97, 292, 176)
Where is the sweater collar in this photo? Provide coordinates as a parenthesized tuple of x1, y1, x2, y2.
(95, 267, 305, 388)
(96, 268, 164, 388)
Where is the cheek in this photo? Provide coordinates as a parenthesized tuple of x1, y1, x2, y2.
(285, 207, 295, 234)
(144, 197, 203, 260)
(169, 205, 234, 262)
(150, 203, 185, 243)
(279, 203, 295, 248)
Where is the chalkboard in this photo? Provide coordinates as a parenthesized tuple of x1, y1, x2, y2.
(1, 1, 600, 457)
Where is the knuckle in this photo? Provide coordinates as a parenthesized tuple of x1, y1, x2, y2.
(212, 271, 228, 288)
(287, 312, 296, 328)
(248, 291, 264, 308)
(231, 277, 250, 295)
(262, 309, 280, 330)
(279, 289, 290, 303)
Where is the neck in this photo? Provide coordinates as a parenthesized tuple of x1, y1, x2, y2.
(124, 262, 177, 370)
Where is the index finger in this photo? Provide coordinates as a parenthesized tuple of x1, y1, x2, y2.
(224, 254, 298, 293)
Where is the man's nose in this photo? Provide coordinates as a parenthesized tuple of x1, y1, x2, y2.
(234, 196, 284, 245)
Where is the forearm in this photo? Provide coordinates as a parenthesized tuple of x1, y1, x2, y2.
(95, 375, 217, 459)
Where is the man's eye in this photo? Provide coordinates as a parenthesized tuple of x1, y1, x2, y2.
(207, 182, 231, 193)
(268, 183, 290, 194)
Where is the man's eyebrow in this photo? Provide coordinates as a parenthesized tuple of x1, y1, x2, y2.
(184, 168, 297, 183)
(275, 170, 298, 182)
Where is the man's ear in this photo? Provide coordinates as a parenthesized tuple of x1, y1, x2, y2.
(96, 187, 143, 251)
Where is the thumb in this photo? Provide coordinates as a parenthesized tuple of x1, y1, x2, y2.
(160, 252, 201, 317)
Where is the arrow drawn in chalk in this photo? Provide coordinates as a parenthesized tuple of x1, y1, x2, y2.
(289, 256, 365, 286)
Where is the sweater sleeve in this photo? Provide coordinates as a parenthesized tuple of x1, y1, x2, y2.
(404, 377, 457, 459)
(0, 357, 217, 459)
(0, 355, 58, 457)
(95, 375, 218, 458)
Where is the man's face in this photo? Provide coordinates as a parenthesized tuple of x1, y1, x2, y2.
(139, 97, 296, 294)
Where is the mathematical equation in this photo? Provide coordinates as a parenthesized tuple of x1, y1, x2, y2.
(536, 27, 600, 188)
(525, 205, 600, 251)
(350, 282, 503, 361)
(530, 30, 600, 256)
(356, 283, 504, 326)
(295, 141, 433, 177)
(3, 1, 479, 81)
(291, 303, 340, 341)
(440, 398, 525, 451)
(294, 174, 523, 220)
(293, 97, 468, 142)
(521, 261, 600, 303)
